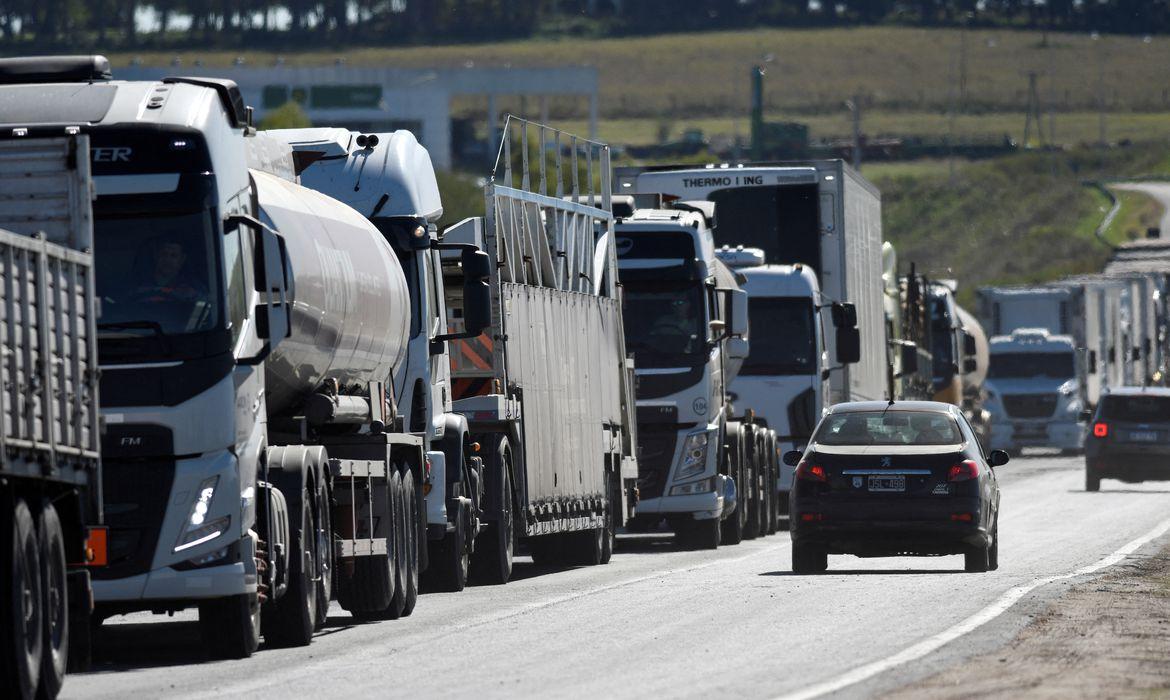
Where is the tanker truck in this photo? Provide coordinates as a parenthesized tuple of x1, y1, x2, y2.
(0, 133, 105, 698)
(0, 56, 431, 658)
(276, 118, 638, 571)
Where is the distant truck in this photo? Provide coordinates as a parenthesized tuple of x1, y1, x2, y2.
(0, 135, 105, 698)
(715, 246, 854, 521)
(615, 206, 773, 548)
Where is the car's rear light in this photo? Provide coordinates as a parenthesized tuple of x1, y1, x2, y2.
(1093, 422, 1108, 438)
(795, 461, 826, 482)
(950, 513, 973, 522)
(800, 512, 824, 522)
(947, 460, 979, 482)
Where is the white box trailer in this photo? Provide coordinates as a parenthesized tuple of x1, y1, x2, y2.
(615, 161, 884, 404)
(444, 117, 638, 562)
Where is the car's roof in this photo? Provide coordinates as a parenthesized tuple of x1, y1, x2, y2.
(826, 401, 960, 415)
(1103, 386, 1170, 397)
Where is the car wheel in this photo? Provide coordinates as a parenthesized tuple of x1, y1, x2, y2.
(792, 541, 827, 574)
(988, 522, 999, 571)
(1085, 472, 1101, 492)
(964, 544, 990, 573)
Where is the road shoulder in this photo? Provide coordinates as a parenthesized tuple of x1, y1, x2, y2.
(883, 541, 1170, 699)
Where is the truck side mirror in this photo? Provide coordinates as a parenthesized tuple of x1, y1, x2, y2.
(963, 357, 978, 373)
(727, 336, 749, 361)
(461, 248, 492, 338)
(836, 326, 861, 364)
(831, 302, 857, 329)
(225, 214, 290, 366)
(727, 288, 749, 338)
(900, 342, 920, 375)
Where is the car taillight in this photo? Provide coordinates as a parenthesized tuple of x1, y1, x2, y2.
(947, 460, 979, 482)
(1093, 422, 1108, 438)
(796, 461, 827, 482)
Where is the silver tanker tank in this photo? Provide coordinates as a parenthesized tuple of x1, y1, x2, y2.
(250, 169, 410, 416)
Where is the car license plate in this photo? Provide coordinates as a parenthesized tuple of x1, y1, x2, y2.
(868, 475, 906, 492)
(1129, 430, 1159, 442)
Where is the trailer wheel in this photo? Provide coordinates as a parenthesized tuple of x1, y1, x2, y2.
(676, 519, 720, 550)
(399, 470, 419, 616)
(312, 472, 333, 631)
(348, 471, 406, 620)
(36, 503, 68, 699)
(383, 471, 408, 620)
(570, 526, 605, 566)
(199, 592, 260, 659)
(2, 497, 43, 699)
(470, 437, 515, 585)
(261, 485, 318, 648)
(427, 500, 469, 592)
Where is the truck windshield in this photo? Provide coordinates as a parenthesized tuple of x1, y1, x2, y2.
(623, 284, 707, 366)
(988, 352, 1074, 379)
(741, 297, 817, 375)
(94, 211, 221, 341)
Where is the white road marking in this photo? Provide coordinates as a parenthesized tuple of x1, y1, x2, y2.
(775, 515, 1170, 700)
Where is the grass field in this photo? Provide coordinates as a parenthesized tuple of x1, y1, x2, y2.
(112, 26, 1170, 143)
(1101, 187, 1165, 245)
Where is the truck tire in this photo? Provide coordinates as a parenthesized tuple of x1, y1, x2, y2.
(792, 541, 828, 574)
(199, 592, 260, 659)
(2, 498, 42, 700)
(470, 438, 515, 585)
(676, 519, 720, 550)
(313, 474, 333, 631)
(399, 470, 419, 616)
(743, 458, 761, 541)
(384, 471, 408, 620)
(570, 526, 605, 566)
(36, 503, 68, 699)
(427, 500, 469, 592)
(261, 485, 318, 648)
(347, 471, 406, 620)
(964, 544, 990, 573)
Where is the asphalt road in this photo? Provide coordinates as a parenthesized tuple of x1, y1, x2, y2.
(68, 452, 1170, 700)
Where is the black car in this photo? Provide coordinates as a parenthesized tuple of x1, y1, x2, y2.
(785, 401, 1007, 574)
(1084, 387, 1170, 492)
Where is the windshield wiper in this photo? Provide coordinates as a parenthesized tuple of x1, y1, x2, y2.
(97, 320, 172, 354)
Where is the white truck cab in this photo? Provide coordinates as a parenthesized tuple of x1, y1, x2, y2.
(986, 328, 1084, 453)
(717, 248, 830, 510)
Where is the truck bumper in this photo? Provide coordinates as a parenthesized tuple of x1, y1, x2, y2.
(632, 474, 730, 521)
(92, 534, 257, 604)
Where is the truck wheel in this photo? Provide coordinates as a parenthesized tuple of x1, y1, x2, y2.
(2, 498, 42, 700)
(199, 592, 260, 659)
(528, 534, 567, 566)
(470, 441, 514, 585)
(964, 543, 991, 573)
(743, 463, 761, 541)
(310, 449, 333, 631)
(384, 471, 408, 619)
(1085, 472, 1101, 492)
(571, 526, 605, 566)
(600, 508, 615, 564)
(677, 519, 720, 550)
(261, 486, 318, 648)
(399, 470, 420, 616)
(427, 500, 469, 592)
(721, 502, 744, 545)
(792, 541, 828, 574)
(36, 503, 68, 699)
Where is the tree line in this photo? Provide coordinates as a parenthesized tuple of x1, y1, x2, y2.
(1, 0, 1165, 50)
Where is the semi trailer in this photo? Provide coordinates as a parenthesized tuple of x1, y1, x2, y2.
(614, 206, 772, 548)
(0, 134, 105, 698)
(0, 55, 429, 658)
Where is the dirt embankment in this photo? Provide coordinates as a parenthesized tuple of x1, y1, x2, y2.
(886, 544, 1170, 699)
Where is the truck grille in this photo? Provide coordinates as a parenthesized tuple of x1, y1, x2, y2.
(92, 459, 176, 580)
(1003, 394, 1058, 419)
(637, 427, 678, 500)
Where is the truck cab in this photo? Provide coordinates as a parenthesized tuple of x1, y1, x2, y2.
(986, 328, 1085, 453)
(716, 248, 831, 512)
(616, 206, 750, 546)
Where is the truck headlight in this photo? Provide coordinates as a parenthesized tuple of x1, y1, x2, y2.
(174, 477, 231, 553)
(675, 432, 710, 480)
(670, 477, 715, 496)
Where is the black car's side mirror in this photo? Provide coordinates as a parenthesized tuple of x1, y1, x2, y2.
(987, 449, 1010, 468)
(782, 450, 803, 467)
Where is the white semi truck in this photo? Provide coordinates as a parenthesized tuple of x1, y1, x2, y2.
(0, 56, 434, 658)
(715, 247, 853, 520)
(0, 133, 106, 698)
(615, 207, 774, 548)
(268, 120, 638, 582)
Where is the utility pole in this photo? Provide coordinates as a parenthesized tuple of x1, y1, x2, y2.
(1023, 71, 1046, 147)
(846, 95, 862, 170)
(1094, 32, 1107, 146)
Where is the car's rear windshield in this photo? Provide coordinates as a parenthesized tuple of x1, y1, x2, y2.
(814, 411, 963, 446)
(1101, 395, 1170, 423)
